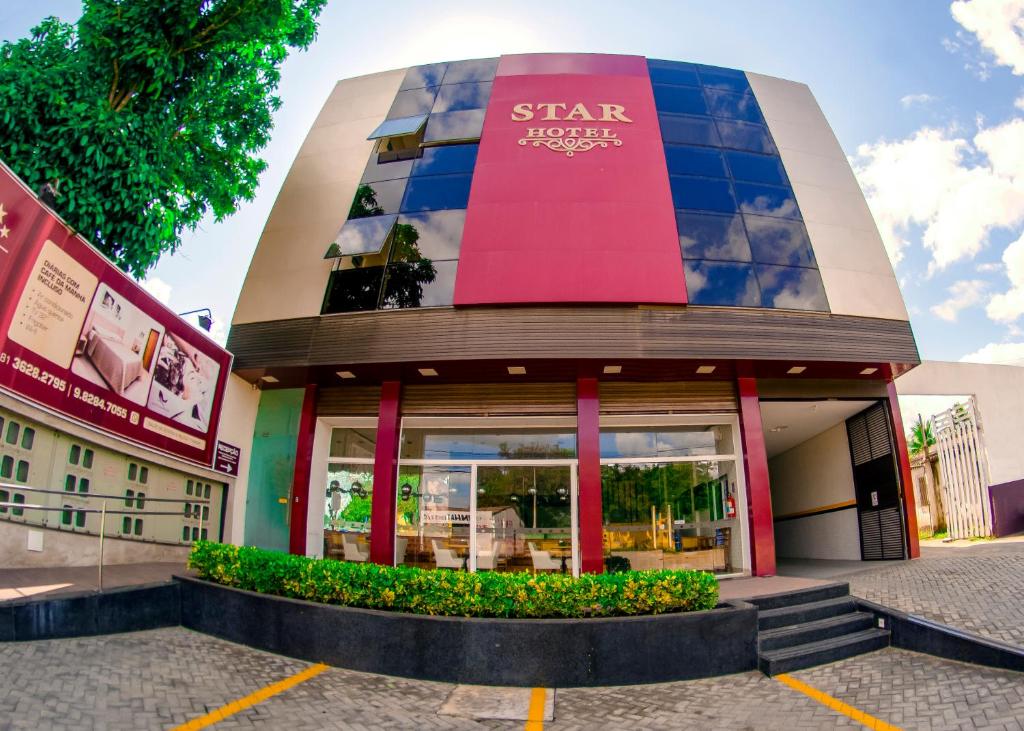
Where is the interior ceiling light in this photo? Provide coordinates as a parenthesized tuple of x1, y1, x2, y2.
(787, 366, 807, 375)
(336, 370, 356, 379)
(696, 365, 716, 374)
(259, 375, 279, 383)
(860, 367, 878, 375)
(603, 365, 622, 374)
(769, 425, 789, 433)
(418, 368, 438, 377)
(507, 366, 527, 375)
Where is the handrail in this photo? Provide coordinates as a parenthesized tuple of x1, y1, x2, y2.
(0, 482, 209, 504)
(0, 503, 189, 516)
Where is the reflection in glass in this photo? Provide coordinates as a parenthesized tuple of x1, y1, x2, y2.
(715, 120, 776, 154)
(329, 214, 397, 258)
(670, 176, 737, 213)
(366, 114, 428, 140)
(697, 66, 751, 92)
(381, 260, 456, 309)
(423, 110, 485, 143)
(684, 260, 761, 307)
(601, 460, 741, 573)
(677, 212, 752, 261)
(724, 151, 788, 186)
(401, 174, 473, 212)
(411, 144, 478, 177)
(395, 465, 471, 568)
(329, 428, 377, 459)
(401, 429, 577, 461)
(322, 465, 372, 562)
(347, 180, 407, 219)
(703, 89, 762, 122)
(734, 182, 801, 220)
(400, 63, 447, 91)
(393, 210, 465, 261)
(744, 215, 816, 266)
(658, 114, 721, 146)
(322, 267, 385, 313)
(652, 84, 708, 115)
(360, 154, 414, 184)
(599, 425, 734, 459)
(432, 82, 492, 112)
(647, 59, 700, 87)
(441, 58, 499, 84)
(663, 145, 727, 179)
(755, 265, 829, 311)
(387, 87, 439, 119)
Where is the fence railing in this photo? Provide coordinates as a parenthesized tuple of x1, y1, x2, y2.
(932, 398, 992, 539)
(0, 482, 207, 590)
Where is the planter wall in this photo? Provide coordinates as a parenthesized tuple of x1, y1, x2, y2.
(178, 576, 758, 687)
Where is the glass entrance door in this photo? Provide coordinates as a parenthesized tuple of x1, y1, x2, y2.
(474, 465, 577, 575)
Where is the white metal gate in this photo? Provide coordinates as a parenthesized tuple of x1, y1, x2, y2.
(933, 398, 992, 539)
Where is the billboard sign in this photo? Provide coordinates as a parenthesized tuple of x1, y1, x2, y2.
(0, 161, 232, 466)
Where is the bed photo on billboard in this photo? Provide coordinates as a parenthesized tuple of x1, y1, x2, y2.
(146, 332, 220, 434)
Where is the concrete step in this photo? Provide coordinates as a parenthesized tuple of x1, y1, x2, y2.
(758, 611, 876, 651)
(758, 596, 858, 630)
(759, 628, 891, 676)
(746, 582, 850, 612)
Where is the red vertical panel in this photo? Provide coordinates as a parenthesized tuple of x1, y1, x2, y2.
(369, 380, 402, 565)
(887, 380, 921, 559)
(288, 384, 318, 555)
(576, 377, 604, 573)
(737, 377, 776, 576)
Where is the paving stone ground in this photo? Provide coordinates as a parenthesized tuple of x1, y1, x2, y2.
(1, 627, 1022, 730)
(844, 541, 1024, 647)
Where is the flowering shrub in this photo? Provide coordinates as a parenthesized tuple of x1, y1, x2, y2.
(189, 541, 719, 619)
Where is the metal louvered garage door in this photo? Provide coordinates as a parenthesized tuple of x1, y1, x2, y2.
(846, 403, 906, 560)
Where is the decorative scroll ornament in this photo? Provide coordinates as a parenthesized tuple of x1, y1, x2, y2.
(518, 134, 623, 157)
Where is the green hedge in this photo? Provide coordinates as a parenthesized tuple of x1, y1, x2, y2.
(188, 542, 719, 619)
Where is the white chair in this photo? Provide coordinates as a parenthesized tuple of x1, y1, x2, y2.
(431, 539, 464, 569)
(394, 536, 408, 564)
(476, 549, 499, 570)
(342, 533, 369, 562)
(528, 541, 562, 572)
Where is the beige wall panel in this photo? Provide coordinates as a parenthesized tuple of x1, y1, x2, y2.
(804, 221, 893, 274)
(745, 73, 822, 122)
(216, 374, 261, 545)
(776, 148, 862, 194)
(233, 68, 406, 326)
(819, 269, 909, 320)
(0, 521, 191, 569)
(791, 182, 876, 232)
(761, 117, 844, 160)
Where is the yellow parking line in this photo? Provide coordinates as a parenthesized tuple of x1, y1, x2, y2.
(775, 673, 903, 731)
(524, 686, 547, 731)
(170, 662, 329, 731)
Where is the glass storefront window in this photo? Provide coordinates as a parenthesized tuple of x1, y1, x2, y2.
(395, 465, 471, 568)
(400, 428, 576, 461)
(600, 425, 735, 460)
(323, 464, 373, 562)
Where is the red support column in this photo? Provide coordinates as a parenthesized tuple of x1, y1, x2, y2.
(576, 377, 604, 574)
(369, 380, 402, 565)
(737, 377, 776, 576)
(288, 384, 318, 555)
(887, 380, 921, 559)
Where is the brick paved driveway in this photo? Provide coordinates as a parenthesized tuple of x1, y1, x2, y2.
(1, 627, 1022, 730)
(844, 541, 1024, 647)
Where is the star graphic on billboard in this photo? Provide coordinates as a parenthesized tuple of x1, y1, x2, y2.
(0, 202, 9, 251)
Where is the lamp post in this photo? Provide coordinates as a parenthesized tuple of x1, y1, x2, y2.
(177, 307, 213, 332)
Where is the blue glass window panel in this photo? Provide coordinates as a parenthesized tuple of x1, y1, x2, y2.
(392, 210, 466, 261)
(411, 144, 478, 176)
(387, 87, 438, 119)
(647, 59, 700, 87)
(664, 145, 727, 178)
(716, 120, 776, 154)
(659, 114, 721, 146)
(744, 215, 816, 266)
(381, 260, 459, 309)
(670, 176, 737, 213)
(331, 214, 398, 257)
(685, 261, 761, 307)
(755, 265, 829, 311)
(367, 115, 427, 140)
(442, 58, 498, 84)
(400, 63, 448, 91)
(401, 174, 472, 212)
(734, 183, 801, 220)
(704, 90, 763, 122)
(724, 151, 789, 186)
(360, 154, 414, 184)
(652, 84, 708, 115)
(322, 267, 384, 313)
(697, 66, 751, 93)
(433, 82, 492, 113)
(348, 180, 407, 219)
(677, 212, 752, 261)
(423, 110, 485, 143)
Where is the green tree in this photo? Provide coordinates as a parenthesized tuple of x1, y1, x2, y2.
(907, 414, 936, 456)
(0, 0, 326, 277)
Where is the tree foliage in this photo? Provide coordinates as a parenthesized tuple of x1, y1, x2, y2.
(908, 414, 936, 455)
(0, 0, 326, 277)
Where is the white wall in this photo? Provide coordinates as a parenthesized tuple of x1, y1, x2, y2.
(897, 360, 1024, 486)
(768, 422, 861, 560)
(747, 72, 908, 322)
(216, 373, 262, 544)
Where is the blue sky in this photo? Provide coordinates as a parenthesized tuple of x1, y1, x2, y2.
(4, 1, 1024, 365)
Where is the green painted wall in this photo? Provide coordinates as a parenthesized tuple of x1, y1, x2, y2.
(244, 388, 304, 552)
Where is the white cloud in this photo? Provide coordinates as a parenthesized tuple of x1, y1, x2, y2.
(986, 231, 1024, 320)
(1016, 94, 1024, 109)
(977, 261, 1002, 271)
(900, 93, 938, 107)
(931, 279, 989, 320)
(851, 118, 1024, 269)
(951, 0, 1024, 75)
(960, 340, 1024, 363)
(141, 277, 173, 306)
